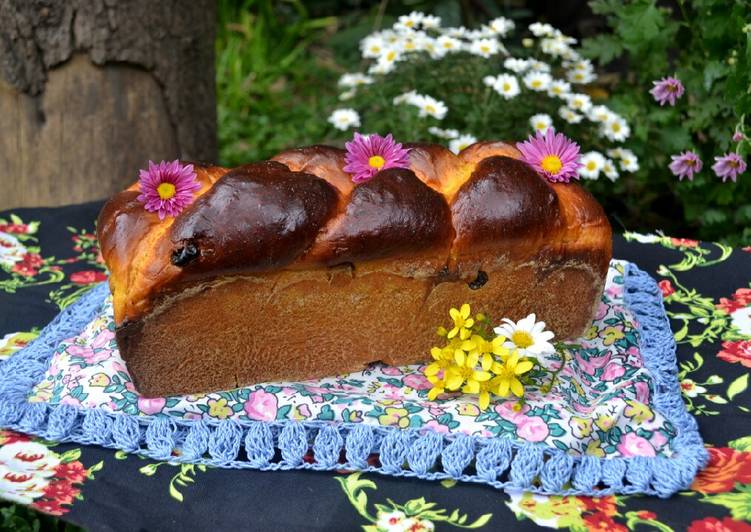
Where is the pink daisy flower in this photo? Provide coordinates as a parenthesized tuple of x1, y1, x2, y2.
(649, 76, 684, 106)
(732, 131, 745, 143)
(516, 128, 582, 183)
(712, 153, 747, 182)
(137, 160, 201, 219)
(342, 133, 410, 183)
(669, 151, 702, 181)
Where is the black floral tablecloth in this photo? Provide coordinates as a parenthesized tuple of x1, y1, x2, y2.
(0, 201, 750, 532)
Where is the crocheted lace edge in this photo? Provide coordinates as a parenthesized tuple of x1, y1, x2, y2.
(0, 263, 708, 497)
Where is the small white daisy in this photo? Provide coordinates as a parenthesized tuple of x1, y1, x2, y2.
(529, 22, 555, 37)
(588, 105, 613, 123)
(421, 14, 441, 29)
(428, 126, 459, 139)
(523, 71, 552, 91)
(602, 158, 620, 181)
(412, 94, 448, 120)
(394, 11, 424, 32)
(547, 79, 572, 98)
(393, 90, 420, 105)
(338, 73, 374, 88)
(436, 35, 462, 53)
(558, 106, 583, 124)
(566, 93, 593, 113)
(601, 116, 630, 142)
(327, 108, 361, 131)
(449, 134, 477, 154)
(579, 151, 606, 180)
(608, 148, 639, 172)
(488, 17, 515, 36)
(360, 35, 385, 58)
(528, 59, 551, 72)
(503, 57, 529, 73)
(494, 313, 555, 357)
(529, 113, 553, 134)
(338, 89, 356, 101)
(567, 68, 596, 84)
(540, 37, 571, 57)
(468, 38, 500, 58)
(493, 74, 520, 99)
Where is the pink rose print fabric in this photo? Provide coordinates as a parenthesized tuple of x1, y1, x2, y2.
(28, 260, 676, 458)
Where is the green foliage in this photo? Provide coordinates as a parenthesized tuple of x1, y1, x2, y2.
(581, 0, 751, 245)
(0, 503, 81, 532)
(215, 0, 340, 166)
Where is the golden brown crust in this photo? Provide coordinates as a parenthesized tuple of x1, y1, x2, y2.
(98, 141, 612, 395)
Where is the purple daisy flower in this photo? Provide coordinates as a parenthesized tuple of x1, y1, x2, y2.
(343, 133, 411, 183)
(733, 131, 745, 143)
(712, 153, 747, 182)
(649, 76, 685, 106)
(516, 128, 582, 183)
(669, 151, 702, 181)
(137, 160, 201, 219)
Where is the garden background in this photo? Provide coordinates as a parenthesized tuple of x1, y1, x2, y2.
(216, 0, 750, 246)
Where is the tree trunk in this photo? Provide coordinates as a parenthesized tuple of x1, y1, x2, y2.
(0, 0, 217, 209)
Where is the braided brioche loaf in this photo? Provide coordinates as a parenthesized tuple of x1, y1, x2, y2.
(97, 141, 611, 397)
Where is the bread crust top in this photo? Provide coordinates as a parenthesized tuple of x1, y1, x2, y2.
(97, 141, 612, 325)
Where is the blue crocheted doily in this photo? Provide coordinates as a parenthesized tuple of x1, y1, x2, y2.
(0, 263, 707, 497)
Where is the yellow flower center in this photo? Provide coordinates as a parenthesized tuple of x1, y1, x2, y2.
(481, 45, 490, 52)
(541, 155, 563, 175)
(587, 161, 597, 170)
(502, 83, 511, 91)
(612, 123, 621, 132)
(512, 330, 534, 348)
(531, 80, 541, 88)
(425, 104, 436, 114)
(386, 51, 396, 61)
(157, 182, 176, 200)
(368, 155, 386, 169)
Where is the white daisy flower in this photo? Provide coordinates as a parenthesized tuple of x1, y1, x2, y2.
(394, 11, 424, 32)
(529, 113, 553, 134)
(428, 126, 459, 139)
(602, 158, 620, 181)
(493, 74, 520, 99)
(567, 59, 594, 72)
(608, 148, 639, 172)
(561, 48, 581, 62)
(588, 105, 613, 123)
(338, 73, 374, 88)
(369, 47, 401, 75)
(547, 79, 571, 98)
(601, 116, 630, 142)
(540, 37, 571, 57)
(494, 313, 555, 357)
(445, 26, 468, 38)
(369, 61, 396, 75)
(412, 94, 448, 120)
(522, 37, 534, 48)
(523, 71, 552, 91)
(504, 57, 529, 73)
(558, 106, 583, 124)
(421, 14, 442, 29)
(566, 93, 592, 113)
(567, 68, 596, 84)
(449, 134, 477, 154)
(527, 59, 551, 72)
(529, 22, 555, 37)
(436, 35, 461, 53)
(579, 151, 606, 180)
(468, 38, 500, 58)
(338, 89, 356, 101)
(488, 17, 515, 36)
(393, 90, 420, 105)
(327, 109, 360, 131)
(361, 35, 385, 58)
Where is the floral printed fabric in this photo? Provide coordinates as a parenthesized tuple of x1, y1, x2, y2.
(28, 259, 675, 459)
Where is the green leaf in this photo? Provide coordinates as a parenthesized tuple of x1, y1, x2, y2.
(139, 463, 160, 476)
(86, 460, 104, 479)
(580, 34, 623, 64)
(728, 374, 749, 401)
(58, 448, 81, 464)
(729, 436, 751, 452)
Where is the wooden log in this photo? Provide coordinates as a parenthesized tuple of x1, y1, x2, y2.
(0, 0, 217, 209)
